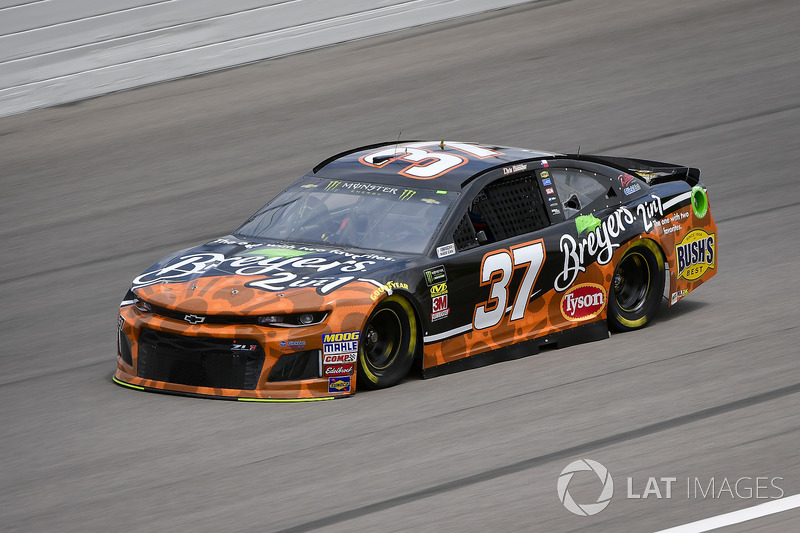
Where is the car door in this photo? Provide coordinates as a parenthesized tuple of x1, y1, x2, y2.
(424, 168, 553, 363)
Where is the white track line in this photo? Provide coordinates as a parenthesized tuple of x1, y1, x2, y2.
(653, 494, 800, 533)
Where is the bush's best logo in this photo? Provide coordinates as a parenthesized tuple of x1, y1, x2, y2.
(560, 283, 607, 322)
(676, 229, 715, 281)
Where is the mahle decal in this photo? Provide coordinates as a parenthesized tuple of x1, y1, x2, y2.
(676, 229, 715, 281)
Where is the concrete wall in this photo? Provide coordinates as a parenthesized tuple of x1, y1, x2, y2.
(0, 0, 534, 117)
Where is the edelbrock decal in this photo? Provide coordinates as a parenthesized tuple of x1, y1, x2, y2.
(555, 197, 663, 292)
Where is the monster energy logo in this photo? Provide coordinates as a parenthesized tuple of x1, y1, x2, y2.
(325, 181, 342, 191)
(399, 189, 416, 201)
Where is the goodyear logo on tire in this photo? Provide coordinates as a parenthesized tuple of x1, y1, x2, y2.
(676, 229, 715, 281)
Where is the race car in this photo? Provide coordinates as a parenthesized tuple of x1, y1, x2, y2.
(114, 140, 717, 401)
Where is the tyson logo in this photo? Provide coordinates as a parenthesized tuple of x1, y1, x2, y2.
(560, 283, 607, 322)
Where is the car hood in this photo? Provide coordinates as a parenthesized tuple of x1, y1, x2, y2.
(130, 236, 411, 314)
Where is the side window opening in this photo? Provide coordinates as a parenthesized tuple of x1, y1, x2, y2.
(551, 168, 612, 218)
(453, 173, 549, 251)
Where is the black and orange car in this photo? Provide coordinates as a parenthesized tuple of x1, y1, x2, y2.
(114, 141, 717, 401)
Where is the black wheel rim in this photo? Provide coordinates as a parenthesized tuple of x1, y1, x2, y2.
(613, 252, 651, 313)
(363, 307, 403, 371)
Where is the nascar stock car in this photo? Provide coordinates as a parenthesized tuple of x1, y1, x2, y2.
(114, 140, 716, 401)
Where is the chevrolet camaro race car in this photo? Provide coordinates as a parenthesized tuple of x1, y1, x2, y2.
(114, 141, 717, 401)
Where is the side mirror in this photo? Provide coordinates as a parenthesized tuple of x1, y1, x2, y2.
(476, 230, 489, 245)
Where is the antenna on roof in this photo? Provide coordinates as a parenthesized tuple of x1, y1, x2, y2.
(576, 145, 581, 158)
(394, 131, 402, 158)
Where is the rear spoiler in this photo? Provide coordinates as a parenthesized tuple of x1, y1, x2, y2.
(567, 154, 701, 186)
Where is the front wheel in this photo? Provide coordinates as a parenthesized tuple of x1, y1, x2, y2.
(357, 296, 418, 389)
(608, 240, 665, 332)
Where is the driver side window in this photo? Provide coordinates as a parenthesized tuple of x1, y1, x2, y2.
(453, 173, 549, 251)
(550, 168, 616, 218)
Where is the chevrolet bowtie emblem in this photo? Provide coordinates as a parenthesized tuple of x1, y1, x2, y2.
(184, 314, 206, 325)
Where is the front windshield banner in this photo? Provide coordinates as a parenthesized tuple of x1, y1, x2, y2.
(235, 178, 458, 254)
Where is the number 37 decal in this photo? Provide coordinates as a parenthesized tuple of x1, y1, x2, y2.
(473, 240, 545, 330)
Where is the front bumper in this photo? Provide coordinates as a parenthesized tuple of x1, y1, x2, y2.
(114, 304, 356, 401)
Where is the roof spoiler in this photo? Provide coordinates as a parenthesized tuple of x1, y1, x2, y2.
(567, 154, 701, 186)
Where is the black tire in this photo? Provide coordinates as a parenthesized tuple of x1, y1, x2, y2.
(608, 240, 665, 332)
(357, 295, 418, 389)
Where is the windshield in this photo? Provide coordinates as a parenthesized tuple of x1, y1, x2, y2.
(235, 178, 458, 254)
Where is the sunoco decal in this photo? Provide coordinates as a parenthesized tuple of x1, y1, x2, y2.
(676, 229, 715, 281)
(328, 376, 351, 393)
(560, 283, 607, 322)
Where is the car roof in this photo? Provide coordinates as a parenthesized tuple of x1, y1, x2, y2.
(311, 140, 559, 191)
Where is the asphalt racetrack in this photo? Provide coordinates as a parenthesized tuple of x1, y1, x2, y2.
(2, 0, 799, 531)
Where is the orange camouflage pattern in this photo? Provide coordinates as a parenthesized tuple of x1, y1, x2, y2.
(115, 197, 717, 400)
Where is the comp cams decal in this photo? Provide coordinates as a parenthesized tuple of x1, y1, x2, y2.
(676, 229, 715, 281)
(322, 331, 359, 365)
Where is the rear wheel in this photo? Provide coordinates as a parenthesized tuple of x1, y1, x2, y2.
(608, 240, 665, 331)
(357, 296, 417, 389)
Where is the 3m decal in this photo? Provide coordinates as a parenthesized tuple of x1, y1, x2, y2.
(676, 229, 715, 281)
(432, 294, 449, 321)
(359, 142, 503, 180)
(328, 376, 351, 393)
(424, 265, 447, 286)
(437, 243, 456, 258)
(560, 283, 607, 322)
(473, 240, 545, 330)
(323, 364, 354, 377)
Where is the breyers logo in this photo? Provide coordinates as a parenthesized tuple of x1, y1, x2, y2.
(560, 283, 607, 322)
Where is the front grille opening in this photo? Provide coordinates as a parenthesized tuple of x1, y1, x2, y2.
(118, 329, 133, 366)
(137, 328, 265, 390)
(268, 350, 321, 382)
